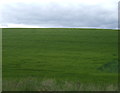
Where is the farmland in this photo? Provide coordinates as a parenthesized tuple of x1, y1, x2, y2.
(2, 28, 118, 91)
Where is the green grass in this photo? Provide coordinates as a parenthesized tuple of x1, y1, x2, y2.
(2, 28, 118, 91)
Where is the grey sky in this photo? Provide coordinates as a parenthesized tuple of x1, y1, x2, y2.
(0, 0, 119, 28)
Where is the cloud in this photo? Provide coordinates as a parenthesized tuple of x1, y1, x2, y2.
(0, 0, 119, 28)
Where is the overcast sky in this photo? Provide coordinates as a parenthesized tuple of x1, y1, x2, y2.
(0, 0, 119, 28)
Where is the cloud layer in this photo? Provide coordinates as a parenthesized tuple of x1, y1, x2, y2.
(0, 0, 118, 28)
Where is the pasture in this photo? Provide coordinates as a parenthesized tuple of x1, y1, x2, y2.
(2, 28, 118, 91)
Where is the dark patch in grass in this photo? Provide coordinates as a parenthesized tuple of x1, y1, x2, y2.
(98, 60, 118, 73)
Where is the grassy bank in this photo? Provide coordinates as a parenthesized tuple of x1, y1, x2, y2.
(2, 28, 118, 91)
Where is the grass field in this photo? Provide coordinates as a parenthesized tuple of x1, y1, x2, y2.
(2, 28, 118, 91)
